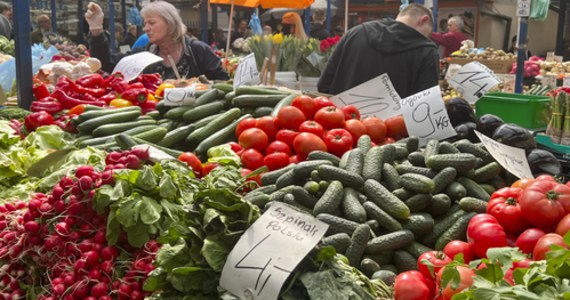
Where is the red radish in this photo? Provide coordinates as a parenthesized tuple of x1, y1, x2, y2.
(119, 283, 132, 296)
(101, 260, 113, 275)
(88, 269, 101, 280)
(27, 198, 41, 211)
(100, 246, 119, 261)
(63, 274, 75, 286)
(114, 163, 125, 169)
(39, 202, 53, 214)
(72, 282, 90, 298)
(4, 203, 16, 212)
(24, 221, 40, 233)
(93, 231, 106, 244)
(90, 282, 108, 297)
(130, 147, 150, 160)
(106, 151, 122, 164)
(52, 283, 66, 295)
(53, 200, 66, 213)
(15, 201, 26, 210)
(23, 211, 35, 222)
(51, 278, 64, 285)
(52, 185, 64, 201)
(74, 259, 87, 273)
(83, 251, 100, 267)
(59, 176, 74, 188)
(125, 154, 141, 169)
(75, 166, 95, 178)
(55, 222, 70, 236)
(131, 290, 143, 300)
(79, 176, 94, 191)
(0, 205, 7, 213)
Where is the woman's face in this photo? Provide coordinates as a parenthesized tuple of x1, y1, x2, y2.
(144, 14, 169, 44)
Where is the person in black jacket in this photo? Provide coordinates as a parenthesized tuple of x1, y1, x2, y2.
(318, 3, 439, 98)
(310, 9, 329, 41)
(85, 1, 228, 81)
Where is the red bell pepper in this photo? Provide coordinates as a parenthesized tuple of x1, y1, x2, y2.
(24, 111, 55, 132)
(57, 76, 106, 98)
(76, 73, 104, 87)
(128, 82, 145, 89)
(141, 73, 162, 92)
(32, 82, 51, 100)
(120, 88, 149, 104)
(52, 89, 105, 109)
(102, 72, 124, 89)
(30, 99, 64, 115)
(53, 115, 77, 133)
(100, 92, 117, 105)
(112, 80, 130, 94)
(140, 100, 156, 114)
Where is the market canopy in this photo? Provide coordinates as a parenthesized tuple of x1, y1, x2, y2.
(260, 0, 339, 21)
(210, 0, 315, 9)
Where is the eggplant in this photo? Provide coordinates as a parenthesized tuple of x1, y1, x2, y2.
(445, 97, 477, 127)
(527, 149, 561, 176)
(491, 123, 536, 153)
(477, 114, 504, 137)
(454, 122, 479, 143)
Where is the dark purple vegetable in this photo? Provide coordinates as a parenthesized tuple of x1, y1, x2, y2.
(527, 149, 561, 176)
(491, 123, 536, 153)
(445, 97, 477, 127)
(454, 122, 479, 143)
(477, 114, 504, 137)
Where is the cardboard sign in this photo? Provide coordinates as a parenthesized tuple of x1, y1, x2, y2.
(220, 203, 328, 300)
(112, 51, 163, 82)
(475, 131, 534, 179)
(234, 53, 260, 88)
(400, 86, 456, 146)
(131, 145, 174, 162)
(162, 86, 199, 106)
(447, 61, 501, 104)
(330, 74, 402, 120)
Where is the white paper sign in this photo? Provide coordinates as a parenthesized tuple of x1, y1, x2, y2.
(564, 76, 570, 88)
(112, 51, 163, 82)
(131, 145, 174, 162)
(306, 52, 322, 67)
(541, 75, 558, 87)
(220, 203, 328, 300)
(119, 45, 131, 54)
(475, 131, 534, 179)
(400, 86, 456, 146)
(517, 0, 531, 16)
(546, 52, 564, 62)
(447, 61, 501, 104)
(234, 53, 260, 88)
(445, 64, 463, 81)
(162, 86, 198, 106)
(330, 74, 402, 120)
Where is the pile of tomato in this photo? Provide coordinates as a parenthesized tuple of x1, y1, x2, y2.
(394, 174, 570, 300)
(231, 95, 408, 172)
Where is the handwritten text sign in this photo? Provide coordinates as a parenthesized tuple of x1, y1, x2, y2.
(475, 131, 534, 179)
(234, 53, 260, 88)
(112, 51, 163, 82)
(162, 86, 198, 106)
(564, 76, 570, 88)
(445, 64, 462, 81)
(220, 203, 328, 300)
(400, 86, 456, 146)
(541, 75, 558, 88)
(331, 74, 402, 120)
(131, 145, 174, 162)
(447, 61, 501, 104)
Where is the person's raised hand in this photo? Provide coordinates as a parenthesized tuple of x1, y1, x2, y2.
(85, 2, 104, 31)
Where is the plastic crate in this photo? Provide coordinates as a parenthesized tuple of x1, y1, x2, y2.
(475, 92, 551, 130)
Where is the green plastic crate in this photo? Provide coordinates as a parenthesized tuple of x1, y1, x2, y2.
(475, 92, 551, 130)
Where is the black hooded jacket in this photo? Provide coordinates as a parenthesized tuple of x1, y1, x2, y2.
(318, 19, 440, 98)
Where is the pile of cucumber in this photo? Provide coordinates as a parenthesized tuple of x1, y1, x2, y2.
(246, 136, 504, 281)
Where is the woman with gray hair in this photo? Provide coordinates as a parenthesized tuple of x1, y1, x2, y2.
(429, 15, 470, 58)
(85, 1, 228, 80)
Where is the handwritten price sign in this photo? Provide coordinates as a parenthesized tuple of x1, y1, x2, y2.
(112, 51, 163, 82)
(447, 61, 501, 104)
(400, 86, 456, 146)
(234, 53, 260, 88)
(330, 74, 402, 120)
(475, 131, 534, 179)
(162, 86, 199, 106)
(220, 203, 328, 300)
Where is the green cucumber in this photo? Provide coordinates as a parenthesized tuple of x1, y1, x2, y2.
(425, 194, 452, 216)
(145, 111, 160, 120)
(459, 197, 488, 213)
(76, 106, 141, 123)
(317, 213, 360, 235)
(163, 105, 194, 121)
(394, 145, 409, 160)
(395, 165, 437, 178)
(363, 201, 402, 232)
(421, 210, 466, 247)
(193, 89, 224, 107)
(346, 224, 371, 267)
(364, 251, 394, 266)
(435, 212, 476, 250)
(380, 144, 396, 165)
(396, 136, 419, 153)
(400, 173, 435, 194)
(405, 242, 433, 258)
(321, 233, 351, 254)
(360, 258, 381, 278)
(344, 148, 364, 176)
(91, 118, 157, 137)
(212, 83, 234, 93)
(307, 151, 340, 166)
(473, 162, 502, 183)
(275, 170, 299, 189)
(407, 151, 426, 167)
(77, 110, 142, 134)
(480, 184, 497, 195)
(293, 160, 333, 179)
(438, 141, 461, 154)
(246, 193, 271, 207)
(392, 188, 415, 201)
(394, 250, 418, 272)
(304, 181, 319, 195)
(182, 101, 225, 123)
(432, 167, 457, 194)
(342, 188, 367, 223)
(423, 139, 440, 164)
(486, 176, 506, 190)
(404, 194, 432, 212)
(456, 177, 490, 200)
(363, 179, 410, 220)
(270, 94, 296, 117)
(313, 181, 344, 215)
(382, 163, 401, 191)
(426, 153, 478, 173)
(363, 146, 383, 182)
(289, 186, 318, 209)
(372, 270, 397, 286)
(232, 94, 287, 108)
(357, 135, 372, 155)
(366, 230, 414, 254)
(446, 181, 467, 201)
(260, 164, 296, 186)
(235, 86, 291, 96)
(454, 139, 494, 164)
(187, 108, 241, 150)
(193, 113, 251, 159)
(157, 123, 196, 148)
(253, 106, 274, 117)
(130, 126, 168, 144)
(193, 112, 224, 129)
(402, 213, 434, 236)
(79, 125, 156, 147)
(317, 165, 364, 189)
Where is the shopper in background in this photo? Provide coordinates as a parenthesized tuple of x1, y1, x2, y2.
(318, 3, 439, 98)
(429, 15, 469, 58)
(508, 35, 532, 60)
(0, 1, 11, 39)
(121, 24, 138, 47)
(263, 25, 273, 36)
(310, 9, 329, 40)
(31, 14, 52, 44)
(230, 18, 251, 45)
(85, 1, 228, 80)
(334, 26, 344, 37)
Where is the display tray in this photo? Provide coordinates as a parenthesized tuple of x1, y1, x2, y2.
(475, 92, 551, 130)
(535, 134, 570, 179)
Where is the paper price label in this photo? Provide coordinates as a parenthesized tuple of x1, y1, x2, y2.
(447, 61, 501, 104)
(234, 53, 260, 88)
(546, 52, 564, 63)
(541, 75, 558, 88)
(564, 76, 570, 88)
(131, 145, 174, 162)
(162, 86, 198, 106)
(220, 203, 328, 300)
(306, 52, 323, 67)
(330, 74, 402, 120)
(112, 51, 163, 82)
(445, 64, 462, 81)
(475, 131, 534, 179)
(517, 0, 531, 16)
(400, 86, 456, 146)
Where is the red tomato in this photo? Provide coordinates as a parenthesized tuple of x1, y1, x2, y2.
(240, 149, 265, 171)
(443, 240, 474, 263)
(178, 152, 203, 176)
(227, 142, 243, 154)
(201, 162, 219, 176)
(486, 187, 529, 234)
(417, 251, 451, 280)
(263, 153, 290, 171)
(504, 259, 532, 285)
(515, 228, 546, 254)
(437, 266, 474, 300)
(239, 128, 269, 152)
(556, 214, 570, 236)
(536, 174, 557, 181)
(381, 137, 396, 144)
(277, 106, 306, 130)
(511, 178, 535, 189)
(289, 155, 299, 164)
(299, 121, 324, 137)
(519, 180, 570, 230)
(235, 117, 257, 138)
(361, 117, 387, 144)
(275, 129, 299, 149)
(324, 128, 353, 157)
(291, 95, 317, 119)
(313, 96, 335, 110)
(394, 271, 431, 300)
(533, 233, 567, 260)
(341, 105, 361, 120)
(266, 141, 292, 156)
(314, 106, 346, 130)
(344, 119, 367, 146)
(467, 214, 508, 258)
(293, 132, 327, 161)
(385, 115, 408, 140)
(255, 116, 279, 140)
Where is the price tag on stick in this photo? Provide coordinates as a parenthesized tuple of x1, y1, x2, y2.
(475, 131, 534, 179)
(330, 73, 402, 120)
(234, 53, 260, 88)
(162, 86, 199, 106)
(220, 203, 328, 300)
(112, 51, 163, 82)
(447, 61, 501, 104)
(400, 86, 456, 146)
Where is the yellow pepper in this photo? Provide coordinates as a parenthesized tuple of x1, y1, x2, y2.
(155, 83, 176, 98)
(147, 93, 157, 102)
(109, 99, 134, 108)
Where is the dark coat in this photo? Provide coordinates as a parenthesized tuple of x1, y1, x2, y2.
(310, 23, 329, 41)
